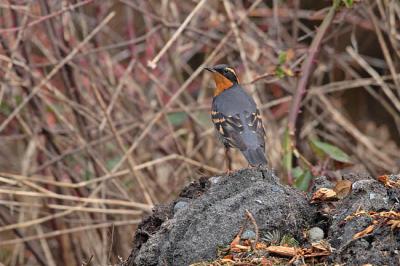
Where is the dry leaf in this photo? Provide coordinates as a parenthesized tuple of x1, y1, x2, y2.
(345, 210, 400, 236)
(230, 231, 241, 248)
(220, 258, 234, 263)
(334, 180, 352, 199)
(222, 254, 233, 260)
(345, 209, 369, 221)
(260, 257, 272, 266)
(311, 188, 337, 203)
(311, 240, 332, 253)
(265, 246, 297, 257)
(378, 175, 391, 187)
(377, 175, 400, 188)
(353, 225, 375, 239)
(387, 219, 400, 230)
(229, 229, 242, 252)
(374, 210, 399, 219)
(255, 242, 268, 249)
(236, 244, 251, 251)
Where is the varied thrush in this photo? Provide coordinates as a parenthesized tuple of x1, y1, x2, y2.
(205, 64, 267, 169)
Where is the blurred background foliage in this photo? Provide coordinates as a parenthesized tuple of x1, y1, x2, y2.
(0, 0, 399, 265)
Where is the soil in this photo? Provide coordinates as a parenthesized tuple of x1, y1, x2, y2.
(123, 169, 400, 266)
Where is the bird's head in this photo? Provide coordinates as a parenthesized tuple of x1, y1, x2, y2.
(205, 64, 239, 96)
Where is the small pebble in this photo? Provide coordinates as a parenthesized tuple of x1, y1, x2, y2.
(255, 199, 263, 205)
(292, 259, 304, 266)
(174, 201, 189, 214)
(383, 197, 389, 204)
(209, 176, 221, 185)
(369, 193, 376, 200)
(308, 227, 324, 243)
(241, 229, 256, 240)
(271, 186, 281, 193)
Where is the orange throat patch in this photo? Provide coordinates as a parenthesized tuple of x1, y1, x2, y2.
(212, 72, 234, 96)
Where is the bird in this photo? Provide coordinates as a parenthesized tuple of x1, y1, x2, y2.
(205, 64, 267, 170)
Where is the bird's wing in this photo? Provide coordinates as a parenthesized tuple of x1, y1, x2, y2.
(211, 109, 247, 149)
(244, 109, 266, 147)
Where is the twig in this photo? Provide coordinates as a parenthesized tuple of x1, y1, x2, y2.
(286, 0, 340, 184)
(82, 255, 94, 266)
(0, 0, 94, 34)
(109, 0, 263, 176)
(287, 1, 339, 135)
(92, 82, 154, 206)
(318, 93, 395, 168)
(0, 12, 116, 133)
(245, 209, 259, 250)
(0, 200, 143, 215)
(147, 0, 208, 69)
(346, 46, 400, 112)
(0, 188, 152, 215)
(1, 154, 221, 189)
(366, 2, 400, 95)
(0, 219, 140, 246)
(0, 212, 47, 266)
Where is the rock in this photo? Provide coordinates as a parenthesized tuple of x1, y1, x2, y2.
(123, 170, 400, 266)
(241, 229, 256, 240)
(125, 168, 315, 266)
(125, 204, 172, 266)
(308, 227, 324, 243)
(173, 201, 189, 214)
(326, 176, 400, 265)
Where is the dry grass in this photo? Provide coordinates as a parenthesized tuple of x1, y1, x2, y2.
(0, 0, 399, 265)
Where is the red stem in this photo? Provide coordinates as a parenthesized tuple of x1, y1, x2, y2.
(286, 1, 339, 184)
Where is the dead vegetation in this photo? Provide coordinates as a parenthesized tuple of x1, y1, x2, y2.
(190, 208, 400, 266)
(190, 211, 332, 266)
(0, 0, 400, 265)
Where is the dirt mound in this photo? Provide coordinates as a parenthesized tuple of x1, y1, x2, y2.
(326, 174, 400, 265)
(123, 169, 400, 266)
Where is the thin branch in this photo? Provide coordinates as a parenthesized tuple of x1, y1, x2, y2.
(287, 1, 339, 136)
(0, 12, 116, 133)
(147, 0, 208, 69)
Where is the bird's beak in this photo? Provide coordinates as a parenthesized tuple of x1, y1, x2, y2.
(204, 67, 215, 72)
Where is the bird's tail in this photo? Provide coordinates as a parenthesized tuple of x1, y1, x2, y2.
(242, 147, 267, 166)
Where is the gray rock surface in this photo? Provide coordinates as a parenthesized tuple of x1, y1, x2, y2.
(326, 176, 400, 265)
(126, 168, 315, 266)
(124, 170, 400, 266)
